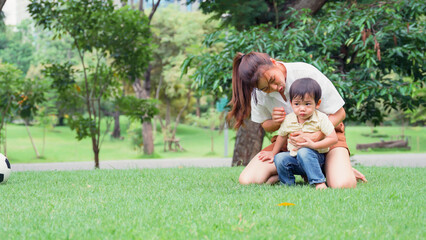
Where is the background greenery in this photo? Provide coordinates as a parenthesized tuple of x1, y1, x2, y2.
(1, 166, 425, 239)
(5, 120, 425, 164)
(0, 1, 424, 164)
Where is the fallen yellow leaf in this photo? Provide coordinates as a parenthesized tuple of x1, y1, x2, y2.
(278, 202, 295, 206)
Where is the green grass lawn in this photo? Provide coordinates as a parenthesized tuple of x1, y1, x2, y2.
(1, 166, 424, 239)
(3, 120, 425, 164)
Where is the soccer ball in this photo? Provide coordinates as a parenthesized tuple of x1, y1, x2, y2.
(0, 153, 11, 184)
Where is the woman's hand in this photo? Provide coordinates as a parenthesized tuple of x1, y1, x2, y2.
(288, 131, 322, 150)
(258, 151, 275, 164)
(272, 107, 286, 124)
(298, 137, 316, 149)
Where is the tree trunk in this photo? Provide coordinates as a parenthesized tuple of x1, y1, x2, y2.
(166, 98, 171, 127)
(232, 120, 264, 166)
(42, 126, 46, 157)
(3, 121, 6, 156)
(24, 121, 41, 159)
(142, 121, 154, 154)
(171, 90, 192, 139)
(210, 128, 214, 153)
(132, 76, 154, 155)
(196, 96, 201, 118)
(111, 110, 121, 139)
(93, 141, 100, 168)
(58, 116, 65, 126)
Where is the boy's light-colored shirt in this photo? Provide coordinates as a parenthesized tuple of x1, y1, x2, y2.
(251, 62, 345, 124)
(278, 110, 335, 156)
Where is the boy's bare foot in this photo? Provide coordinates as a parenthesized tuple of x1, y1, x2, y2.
(315, 183, 327, 190)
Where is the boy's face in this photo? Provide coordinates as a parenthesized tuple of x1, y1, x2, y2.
(291, 94, 319, 121)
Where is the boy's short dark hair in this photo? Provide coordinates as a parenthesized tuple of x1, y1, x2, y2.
(289, 78, 322, 104)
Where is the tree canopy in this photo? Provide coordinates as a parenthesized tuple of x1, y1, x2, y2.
(184, 0, 425, 125)
(29, 0, 157, 167)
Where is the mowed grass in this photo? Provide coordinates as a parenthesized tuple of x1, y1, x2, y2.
(3, 120, 425, 163)
(1, 166, 424, 239)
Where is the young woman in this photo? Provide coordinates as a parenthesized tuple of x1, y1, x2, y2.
(227, 52, 367, 188)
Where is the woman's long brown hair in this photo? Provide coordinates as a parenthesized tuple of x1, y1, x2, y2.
(226, 52, 273, 129)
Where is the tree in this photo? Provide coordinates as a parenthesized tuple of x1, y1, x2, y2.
(0, 22, 35, 74)
(0, 63, 25, 155)
(132, 0, 162, 155)
(183, 0, 425, 165)
(150, 6, 218, 150)
(188, 0, 327, 30)
(29, 0, 156, 168)
(105, 5, 154, 142)
(17, 77, 47, 159)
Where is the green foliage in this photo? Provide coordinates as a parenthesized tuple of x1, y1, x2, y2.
(16, 78, 47, 120)
(189, 0, 287, 30)
(151, 6, 218, 105)
(126, 121, 143, 151)
(0, 63, 25, 115)
(0, 11, 4, 32)
(184, 1, 425, 125)
(117, 96, 159, 123)
(405, 87, 426, 125)
(29, 0, 155, 145)
(0, 63, 26, 126)
(68, 115, 97, 140)
(186, 109, 223, 130)
(0, 23, 35, 73)
(28, 0, 155, 165)
(28, 0, 115, 52)
(0, 63, 47, 154)
(106, 6, 152, 80)
(0, 63, 45, 121)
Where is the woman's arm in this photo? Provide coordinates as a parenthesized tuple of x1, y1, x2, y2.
(261, 107, 286, 132)
(299, 131, 338, 150)
(261, 119, 281, 132)
(329, 107, 346, 128)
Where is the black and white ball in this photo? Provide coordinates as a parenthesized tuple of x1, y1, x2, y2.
(0, 153, 11, 184)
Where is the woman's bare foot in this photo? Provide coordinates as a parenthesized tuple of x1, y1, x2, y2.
(353, 168, 368, 182)
(315, 182, 327, 190)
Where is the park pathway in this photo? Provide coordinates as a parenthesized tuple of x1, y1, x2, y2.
(10, 153, 426, 172)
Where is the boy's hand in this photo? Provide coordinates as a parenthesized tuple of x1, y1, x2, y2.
(299, 137, 316, 149)
(258, 151, 275, 163)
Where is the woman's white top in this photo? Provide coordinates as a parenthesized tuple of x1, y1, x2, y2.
(251, 62, 345, 124)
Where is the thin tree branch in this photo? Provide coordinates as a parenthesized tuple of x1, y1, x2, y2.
(171, 89, 192, 139)
(148, 0, 161, 23)
(139, 0, 143, 12)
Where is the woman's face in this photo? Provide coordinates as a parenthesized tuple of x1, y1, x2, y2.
(257, 66, 286, 94)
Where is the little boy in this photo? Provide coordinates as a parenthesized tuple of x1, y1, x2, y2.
(259, 78, 338, 189)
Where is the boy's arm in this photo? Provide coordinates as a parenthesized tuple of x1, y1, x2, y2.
(259, 135, 288, 163)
